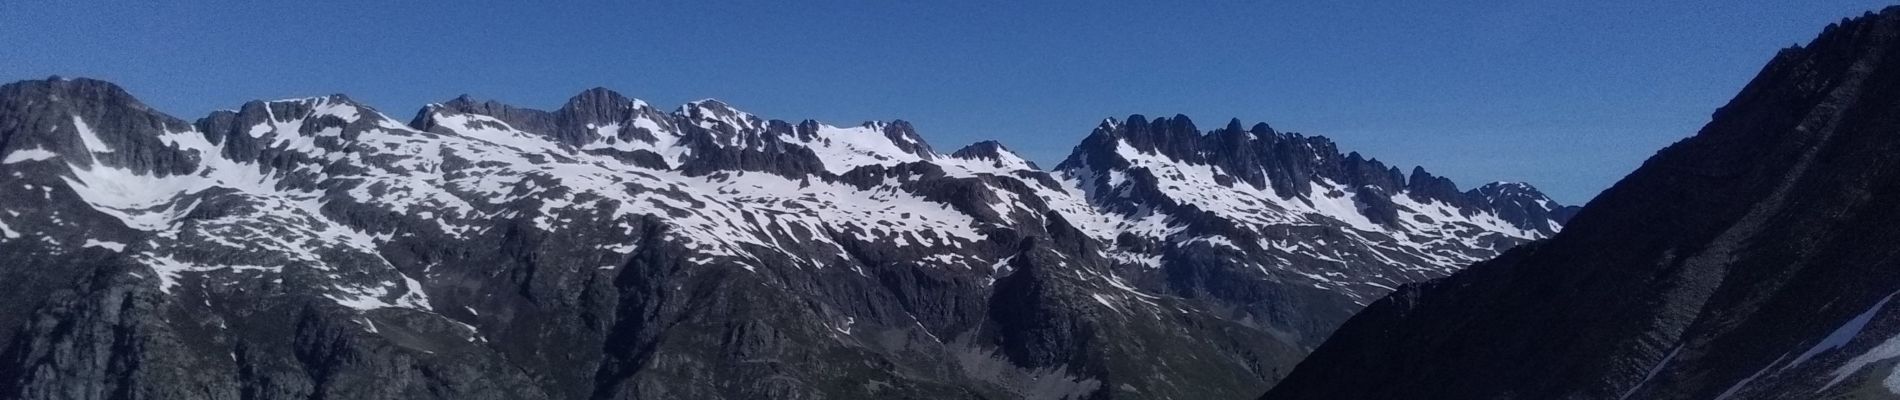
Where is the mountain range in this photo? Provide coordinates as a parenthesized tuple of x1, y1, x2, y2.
(13, 6, 1897, 399)
(0, 72, 1571, 398)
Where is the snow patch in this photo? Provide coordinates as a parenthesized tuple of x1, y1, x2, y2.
(82, 239, 125, 252)
(1787, 290, 1900, 371)
(72, 117, 114, 154)
(2, 148, 57, 164)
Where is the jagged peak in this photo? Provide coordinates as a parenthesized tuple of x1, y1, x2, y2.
(679, 98, 741, 115)
(575, 86, 619, 98)
(950, 140, 1013, 160)
(1224, 118, 1244, 130)
(1475, 180, 1540, 192)
(1469, 181, 1558, 204)
(223, 94, 376, 129)
(1110, 113, 1200, 139)
(1090, 113, 1292, 142)
(1165, 113, 1197, 132)
(0, 77, 195, 173)
(418, 89, 940, 172)
(1403, 166, 1466, 204)
(877, 119, 934, 157)
(949, 140, 1037, 171)
(787, 117, 937, 163)
(435, 93, 504, 108)
(1251, 122, 1277, 136)
(1069, 113, 1294, 163)
(426, 88, 661, 123)
(677, 98, 765, 132)
(430, 94, 503, 115)
(186, 93, 399, 157)
(1053, 111, 1574, 227)
(1062, 113, 1298, 172)
(258, 94, 367, 110)
(1061, 111, 1569, 222)
(412, 89, 683, 148)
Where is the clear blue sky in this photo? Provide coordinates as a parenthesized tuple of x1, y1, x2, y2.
(2, 1, 1891, 203)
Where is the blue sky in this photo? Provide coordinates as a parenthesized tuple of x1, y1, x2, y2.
(2, 1, 1891, 203)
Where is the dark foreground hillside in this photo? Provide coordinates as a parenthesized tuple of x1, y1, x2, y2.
(1267, 7, 1900, 400)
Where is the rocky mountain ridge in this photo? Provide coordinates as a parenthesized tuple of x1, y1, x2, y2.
(0, 75, 1571, 399)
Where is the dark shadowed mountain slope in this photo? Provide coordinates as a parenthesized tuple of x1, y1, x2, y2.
(0, 75, 1569, 399)
(1265, 7, 1900, 400)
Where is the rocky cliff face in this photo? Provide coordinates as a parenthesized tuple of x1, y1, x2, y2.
(1265, 7, 1900, 400)
(0, 75, 1569, 399)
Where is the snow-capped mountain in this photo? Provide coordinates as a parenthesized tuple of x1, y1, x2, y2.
(1051, 114, 1578, 346)
(1265, 7, 1900, 400)
(0, 76, 1570, 399)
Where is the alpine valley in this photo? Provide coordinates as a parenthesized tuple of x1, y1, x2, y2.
(0, 69, 1576, 397)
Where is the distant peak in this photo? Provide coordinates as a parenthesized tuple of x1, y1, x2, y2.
(9, 76, 116, 89)
(1224, 117, 1246, 133)
(447, 94, 480, 105)
(1478, 181, 1536, 190)
(951, 140, 1036, 170)
(563, 87, 646, 112)
(951, 140, 1010, 158)
(679, 98, 739, 116)
(2, 77, 150, 112)
(1251, 122, 1276, 136)
(1091, 113, 1289, 142)
(1471, 181, 1554, 202)
(684, 98, 731, 110)
(1162, 114, 1198, 134)
(677, 98, 764, 133)
(876, 119, 934, 156)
